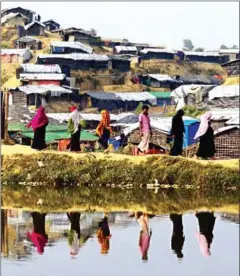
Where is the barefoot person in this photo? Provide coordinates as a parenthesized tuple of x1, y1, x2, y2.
(27, 106, 49, 151)
(194, 112, 215, 160)
(138, 105, 152, 154)
(68, 106, 81, 152)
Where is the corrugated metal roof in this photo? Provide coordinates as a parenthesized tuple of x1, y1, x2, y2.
(1, 48, 31, 56)
(16, 36, 40, 43)
(141, 48, 175, 54)
(38, 53, 109, 61)
(184, 51, 220, 57)
(21, 64, 62, 73)
(1, 12, 28, 24)
(51, 41, 93, 54)
(115, 92, 157, 105)
(14, 84, 72, 95)
(209, 85, 239, 100)
(115, 46, 137, 53)
(20, 73, 65, 80)
(24, 20, 45, 30)
(214, 125, 239, 135)
(147, 74, 178, 82)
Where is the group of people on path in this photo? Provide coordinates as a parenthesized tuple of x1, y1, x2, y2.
(137, 105, 215, 159)
(26, 103, 215, 159)
(26, 105, 113, 153)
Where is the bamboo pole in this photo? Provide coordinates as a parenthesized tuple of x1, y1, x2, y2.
(3, 89, 15, 145)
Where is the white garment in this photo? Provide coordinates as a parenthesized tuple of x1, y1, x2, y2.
(69, 109, 81, 134)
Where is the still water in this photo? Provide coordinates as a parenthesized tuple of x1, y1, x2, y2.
(1, 209, 239, 276)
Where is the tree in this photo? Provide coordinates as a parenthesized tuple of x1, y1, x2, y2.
(232, 45, 238, 49)
(194, 47, 204, 52)
(220, 45, 229, 49)
(183, 39, 194, 51)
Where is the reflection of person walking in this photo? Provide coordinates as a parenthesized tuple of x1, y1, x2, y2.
(138, 105, 152, 154)
(195, 211, 216, 257)
(26, 212, 48, 254)
(137, 212, 152, 261)
(194, 112, 215, 160)
(97, 215, 111, 254)
(170, 109, 185, 156)
(67, 212, 81, 256)
(26, 106, 49, 151)
(170, 214, 185, 259)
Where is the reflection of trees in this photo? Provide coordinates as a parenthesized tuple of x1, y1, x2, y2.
(1, 210, 9, 257)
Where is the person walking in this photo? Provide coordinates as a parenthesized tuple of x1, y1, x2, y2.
(170, 109, 185, 156)
(26, 106, 49, 151)
(68, 106, 81, 152)
(96, 110, 112, 151)
(138, 105, 152, 154)
(194, 112, 215, 160)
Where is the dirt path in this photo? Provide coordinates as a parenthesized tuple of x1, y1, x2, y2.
(1, 144, 239, 168)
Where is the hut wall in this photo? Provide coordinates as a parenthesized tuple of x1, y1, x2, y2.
(142, 52, 175, 60)
(185, 55, 225, 64)
(1, 54, 22, 63)
(111, 60, 130, 72)
(128, 128, 168, 148)
(3, 16, 28, 27)
(12, 92, 27, 105)
(26, 25, 44, 36)
(214, 128, 240, 159)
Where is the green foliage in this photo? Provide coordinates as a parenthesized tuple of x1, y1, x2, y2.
(220, 44, 229, 49)
(182, 105, 204, 118)
(80, 120, 87, 129)
(1, 42, 9, 49)
(134, 102, 143, 114)
(194, 47, 204, 52)
(183, 39, 194, 51)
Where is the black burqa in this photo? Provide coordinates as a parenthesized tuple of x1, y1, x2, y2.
(170, 109, 185, 156)
(32, 124, 48, 151)
(170, 214, 185, 259)
(196, 124, 215, 159)
(67, 212, 81, 239)
(69, 126, 81, 152)
(196, 212, 216, 251)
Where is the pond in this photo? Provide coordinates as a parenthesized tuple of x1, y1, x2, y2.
(1, 188, 239, 276)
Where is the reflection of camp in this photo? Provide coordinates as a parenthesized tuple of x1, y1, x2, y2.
(1, 210, 9, 257)
(221, 213, 239, 224)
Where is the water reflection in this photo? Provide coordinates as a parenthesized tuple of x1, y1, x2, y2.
(170, 214, 185, 259)
(67, 212, 81, 256)
(27, 212, 48, 255)
(97, 214, 111, 255)
(195, 211, 216, 257)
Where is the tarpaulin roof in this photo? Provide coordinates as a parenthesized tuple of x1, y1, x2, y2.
(115, 92, 157, 105)
(214, 125, 239, 136)
(171, 85, 215, 99)
(20, 73, 65, 80)
(24, 20, 45, 30)
(16, 36, 40, 43)
(1, 12, 28, 24)
(12, 84, 72, 95)
(50, 41, 93, 54)
(208, 85, 239, 100)
(86, 91, 119, 101)
(225, 116, 239, 125)
(21, 64, 62, 73)
(141, 48, 175, 54)
(38, 53, 109, 61)
(148, 92, 172, 98)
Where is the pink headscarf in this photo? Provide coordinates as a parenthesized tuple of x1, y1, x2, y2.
(26, 231, 48, 254)
(28, 106, 49, 131)
(195, 232, 210, 257)
(194, 112, 212, 140)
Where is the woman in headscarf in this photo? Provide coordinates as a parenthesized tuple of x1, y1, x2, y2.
(195, 211, 216, 257)
(194, 112, 215, 159)
(170, 109, 185, 156)
(26, 212, 48, 255)
(68, 106, 81, 152)
(96, 110, 112, 151)
(26, 106, 49, 151)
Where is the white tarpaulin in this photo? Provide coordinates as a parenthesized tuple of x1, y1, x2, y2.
(208, 85, 239, 100)
(210, 108, 239, 121)
(17, 84, 72, 96)
(225, 116, 239, 125)
(21, 64, 62, 73)
(115, 92, 157, 105)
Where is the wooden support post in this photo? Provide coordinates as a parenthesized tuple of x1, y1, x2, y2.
(3, 89, 14, 145)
